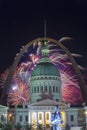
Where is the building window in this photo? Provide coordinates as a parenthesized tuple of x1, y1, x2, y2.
(20, 115, 22, 122)
(49, 86, 51, 91)
(1, 115, 4, 121)
(25, 115, 28, 122)
(71, 115, 74, 121)
(37, 99, 40, 102)
(45, 86, 47, 91)
(41, 86, 43, 91)
(37, 86, 39, 92)
(53, 86, 55, 92)
(45, 77, 47, 79)
(34, 87, 36, 92)
(56, 99, 59, 101)
(32, 87, 33, 93)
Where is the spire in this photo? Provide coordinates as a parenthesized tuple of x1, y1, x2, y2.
(44, 19, 46, 45)
(41, 19, 49, 57)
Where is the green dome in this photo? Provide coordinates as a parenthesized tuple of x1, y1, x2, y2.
(31, 62, 60, 77)
(31, 44, 60, 77)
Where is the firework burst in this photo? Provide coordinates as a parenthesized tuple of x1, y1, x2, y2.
(0, 41, 86, 105)
(8, 82, 30, 105)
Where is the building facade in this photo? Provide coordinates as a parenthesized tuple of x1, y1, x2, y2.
(11, 43, 86, 128)
(1, 43, 87, 128)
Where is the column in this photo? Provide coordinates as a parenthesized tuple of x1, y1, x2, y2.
(36, 112, 38, 125)
(28, 111, 30, 124)
(44, 112, 45, 126)
(49, 112, 51, 124)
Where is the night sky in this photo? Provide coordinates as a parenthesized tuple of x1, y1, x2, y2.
(0, 0, 87, 73)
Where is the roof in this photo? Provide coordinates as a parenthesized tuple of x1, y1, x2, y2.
(31, 62, 60, 77)
(30, 99, 67, 107)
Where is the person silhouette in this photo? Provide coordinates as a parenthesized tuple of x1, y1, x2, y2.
(51, 105, 63, 130)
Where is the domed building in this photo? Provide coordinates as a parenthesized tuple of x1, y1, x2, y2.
(27, 43, 67, 127)
(6, 42, 86, 129)
(30, 44, 62, 103)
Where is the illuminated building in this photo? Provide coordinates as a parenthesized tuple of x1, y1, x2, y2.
(13, 42, 87, 128)
(14, 43, 67, 128)
(29, 44, 67, 127)
(0, 38, 87, 128)
(30, 43, 62, 103)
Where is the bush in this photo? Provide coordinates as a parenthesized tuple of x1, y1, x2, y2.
(24, 123, 32, 130)
(1, 123, 12, 130)
(14, 122, 22, 130)
(0, 122, 3, 128)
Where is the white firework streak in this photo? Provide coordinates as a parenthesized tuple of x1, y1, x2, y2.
(58, 37, 72, 43)
(33, 42, 37, 48)
(71, 53, 83, 58)
(47, 43, 58, 48)
(49, 49, 64, 54)
(36, 46, 42, 55)
(77, 65, 87, 70)
(60, 70, 79, 88)
(48, 42, 83, 60)
(49, 51, 79, 88)
(33, 41, 43, 55)
(58, 53, 82, 59)
(65, 62, 87, 71)
(18, 62, 32, 72)
(50, 56, 66, 67)
(19, 62, 32, 68)
(63, 53, 83, 59)
(65, 62, 72, 65)
(50, 53, 68, 60)
(33, 41, 42, 48)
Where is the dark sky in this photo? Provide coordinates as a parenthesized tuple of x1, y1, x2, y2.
(0, 0, 87, 73)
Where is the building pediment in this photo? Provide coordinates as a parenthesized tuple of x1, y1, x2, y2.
(30, 99, 67, 107)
